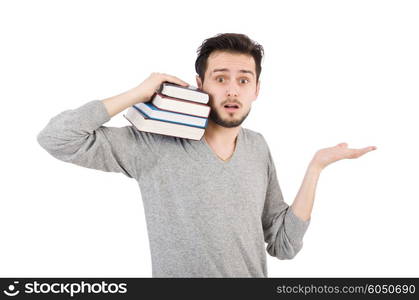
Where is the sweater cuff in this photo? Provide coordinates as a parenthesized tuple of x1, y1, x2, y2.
(284, 207, 311, 243)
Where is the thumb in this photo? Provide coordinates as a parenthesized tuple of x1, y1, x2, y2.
(337, 143, 348, 148)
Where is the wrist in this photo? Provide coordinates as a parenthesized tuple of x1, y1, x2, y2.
(127, 86, 149, 104)
(308, 160, 323, 173)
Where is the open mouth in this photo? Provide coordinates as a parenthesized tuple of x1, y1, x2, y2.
(223, 103, 240, 111)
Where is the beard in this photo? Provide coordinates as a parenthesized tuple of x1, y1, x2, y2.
(209, 106, 251, 128)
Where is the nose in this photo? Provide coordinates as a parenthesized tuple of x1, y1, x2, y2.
(226, 81, 239, 98)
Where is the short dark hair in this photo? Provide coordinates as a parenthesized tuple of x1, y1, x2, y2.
(195, 33, 264, 83)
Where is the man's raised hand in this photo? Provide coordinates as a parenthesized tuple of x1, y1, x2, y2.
(310, 143, 377, 171)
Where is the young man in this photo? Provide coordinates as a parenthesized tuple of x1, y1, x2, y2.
(37, 33, 376, 277)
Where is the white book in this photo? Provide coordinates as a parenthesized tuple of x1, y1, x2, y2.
(159, 82, 209, 104)
(152, 93, 211, 118)
(124, 107, 205, 140)
(135, 102, 208, 128)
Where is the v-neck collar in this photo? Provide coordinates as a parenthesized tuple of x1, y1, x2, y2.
(200, 127, 243, 165)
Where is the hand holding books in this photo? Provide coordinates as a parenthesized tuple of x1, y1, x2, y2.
(102, 72, 190, 117)
(135, 72, 190, 103)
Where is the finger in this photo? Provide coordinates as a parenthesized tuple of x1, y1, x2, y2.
(163, 74, 189, 86)
(346, 149, 363, 159)
(360, 146, 377, 153)
(349, 147, 376, 158)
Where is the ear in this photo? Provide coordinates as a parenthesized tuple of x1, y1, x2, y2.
(196, 75, 203, 89)
(254, 80, 260, 99)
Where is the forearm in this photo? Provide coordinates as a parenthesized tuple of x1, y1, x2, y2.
(290, 160, 322, 222)
(101, 85, 149, 118)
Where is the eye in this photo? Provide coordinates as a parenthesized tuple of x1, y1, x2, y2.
(240, 78, 250, 84)
(216, 77, 225, 83)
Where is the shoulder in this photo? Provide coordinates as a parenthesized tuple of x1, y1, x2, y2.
(124, 126, 176, 155)
(241, 127, 269, 150)
(241, 127, 276, 165)
(125, 126, 162, 144)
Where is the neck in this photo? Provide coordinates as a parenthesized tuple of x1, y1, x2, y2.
(204, 119, 241, 146)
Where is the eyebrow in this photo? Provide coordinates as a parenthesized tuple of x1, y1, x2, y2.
(211, 68, 255, 77)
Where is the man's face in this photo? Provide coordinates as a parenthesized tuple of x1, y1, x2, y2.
(196, 51, 260, 128)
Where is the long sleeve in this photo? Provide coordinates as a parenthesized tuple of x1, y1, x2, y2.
(37, 100, 161, 180)
(262, 147, 311, 260)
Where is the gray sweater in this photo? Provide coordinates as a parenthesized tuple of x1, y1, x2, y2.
(37, 100, 311, 277)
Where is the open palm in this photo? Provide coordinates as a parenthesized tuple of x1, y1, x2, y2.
(312, 143, 377, 170)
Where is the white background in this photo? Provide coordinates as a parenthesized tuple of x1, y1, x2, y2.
(1, 0, 418, 277)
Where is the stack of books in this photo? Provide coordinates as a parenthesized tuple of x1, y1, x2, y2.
(124, 82, 210, 140)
